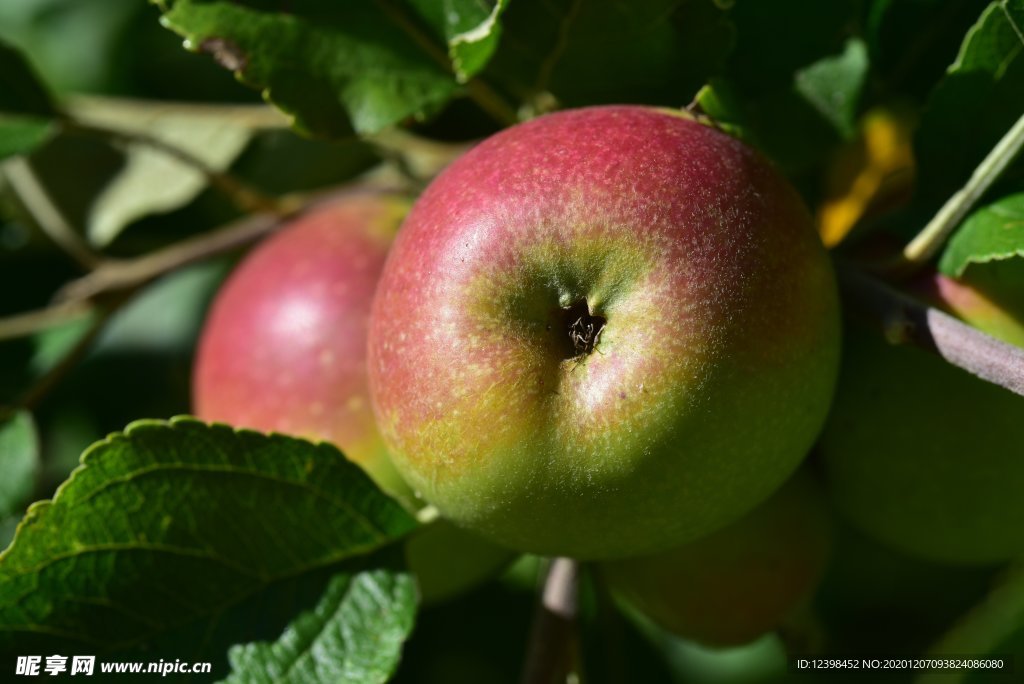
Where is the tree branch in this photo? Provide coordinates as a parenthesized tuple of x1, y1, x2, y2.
(901, 111, 1024, 266)
(838, 263, 1024, 397)
(55, 210, 288, 304)
(0, 301, 94, 342)
(520, 558, 580, 684)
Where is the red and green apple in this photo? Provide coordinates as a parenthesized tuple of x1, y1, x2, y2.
(368, 106, 841, 559)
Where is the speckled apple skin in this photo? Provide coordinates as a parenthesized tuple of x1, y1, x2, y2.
(602, 473, 831, 646)
(368, 106, 840, 559)
(193, 190, 412, 500)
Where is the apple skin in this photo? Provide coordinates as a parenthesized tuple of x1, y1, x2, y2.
(820, 306, 1024, 565)
(602, 473, 831, 648)
(193, 190, 412, 500)
(368, 106, 841, 559)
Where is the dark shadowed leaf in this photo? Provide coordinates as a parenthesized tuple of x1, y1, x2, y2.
(0, 38, 58, 160)
(486, 0, 733, 112)
(865, 0, 994, 103)
(940, 193, 1024, 277)
(0, 418, 417, 658)
(913, 0, 1024, 219)
(693, 1, 864, 178)
(923, 562, 1024, 684)
(221, 564, 417, 684)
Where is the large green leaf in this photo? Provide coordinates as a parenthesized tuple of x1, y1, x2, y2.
(222, 565, 417, 684)
(0, 417, 417, 656)
(940, 193, 1024, 277)
(0, 38, 58, 160)
(0, 411, 38, 520)
(913, 0, 1024, 218)
(154, 0, 461, 136)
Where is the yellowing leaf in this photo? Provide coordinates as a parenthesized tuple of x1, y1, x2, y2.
(817, 107, 915, 247)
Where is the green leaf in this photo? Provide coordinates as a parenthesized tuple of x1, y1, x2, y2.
(921, 563, 1024, 684)
(0, 417, 417, 655)
(222, 565, 417, 684)
(0, 411, 38, 519)
(793, 38, 868, 139)
(865, 0, 998, 103)
(913, 0, 1024, 217)
(408, 0, 508, 83)
(0, 38, 58, 160)
(940, 193, 1024, 277)
(154, 0, 460, 136)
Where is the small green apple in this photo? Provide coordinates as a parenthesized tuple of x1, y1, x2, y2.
(602, 473, 831, 648)
(820, 275, 1024, 564)
(368, 105, 841, 559)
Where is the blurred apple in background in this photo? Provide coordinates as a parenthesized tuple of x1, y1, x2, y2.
(193, 189, 513, 599)
(602, 472, 832, 648)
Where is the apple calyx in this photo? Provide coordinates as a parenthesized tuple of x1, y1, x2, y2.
(561, 299, 606, 359)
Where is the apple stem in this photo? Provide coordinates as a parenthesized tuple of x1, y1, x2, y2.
(901, 111, 1024, 267)
(520, 558, 581, 684)
(838, 263, 1024, 397)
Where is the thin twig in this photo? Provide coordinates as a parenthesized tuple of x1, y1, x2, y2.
(0, 301, 94, 342)
(66, 95, 291, 129)
(838, 263, 1024, 397)
(55, 210, 289, 304)
(4, 301, 118, 418)
(901, 111, 1024, 266)
(520, 558, 580, 684)
(1, 157, 103, 270)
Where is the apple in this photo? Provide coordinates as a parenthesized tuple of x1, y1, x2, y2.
(193, 189, 413, 500)
(819, 279, 1024, 564)
(601, 473, 831, 648)
(368, 105, 841, 559)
